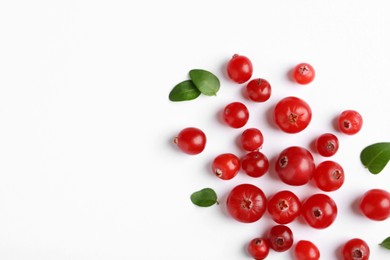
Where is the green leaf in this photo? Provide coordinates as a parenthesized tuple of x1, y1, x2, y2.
(360, 142, 390, 174)
(189, 69, 220, 96)
(190, 188, 218, 207)
(169, 80, 201, 101)
(380, 237, 390, 250)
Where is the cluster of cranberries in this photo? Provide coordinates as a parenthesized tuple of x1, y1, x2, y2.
(173, 54, 390, 259)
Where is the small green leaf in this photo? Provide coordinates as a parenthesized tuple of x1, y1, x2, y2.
(380, 237, 390, 250)
(189, 69, 220, 96)
(190, 188, 218, 207)
(169, 80, 201, 102)
(360, 142, 390, 174)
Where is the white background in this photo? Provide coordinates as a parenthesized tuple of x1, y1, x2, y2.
(1, 0, 390, 259)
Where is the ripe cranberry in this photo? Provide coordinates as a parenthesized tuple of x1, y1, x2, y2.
(274, 96, 312, 133)
(338, 110, 363, 135)
(226, 54, 253, 83)
(301, 193, 337, 229)
(223, 102, 249, 128)
(226, 184, 267, 223)
(245, 78, 271, 102)
(211, 153, 240, 180)
(267, 190, 301, 224)
(275, 146, 315, 186)
(241, 151, 269, 178)
(267, 224, 294, 252)
(359, 189, 390, 221)
(292, 62, 315, 84)
(342, 238, 370, 260)
(174, 127, 206, 155)
(294, 240, 320, 260)
(313, 161, 345, 192)
(240, 128, 264, 151)
(247, 238, 269, 260)
(315, 133, 339, 157)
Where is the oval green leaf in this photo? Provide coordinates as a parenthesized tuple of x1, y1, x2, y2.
(360, 142, 390, 174)
(380, 237, 390, 250)
(189, 69, 220, 96)
(190, 188, 218, 207)
(169, 80, 201, 101)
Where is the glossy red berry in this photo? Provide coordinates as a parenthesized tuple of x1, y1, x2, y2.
(359, 189, 390, 221)
(240, 128, 264, 151)
(174, 127, 206, 155)
(275, 146, 315, 186)
(267, 225, 294, 252)
(245, 78, 271, 102)
(315, 133, 339, 157)
(226, 184, 267, 223)
(342, 238, 370, 260)
(338, 110, 363, 135)
(274, 96, 312, 133)
(247, 238, 269, 260)
(212, 153, 240, 180)
(301, 193, 337, 229)
(313, 161, 345, 192)
(241, 151, 269, 178)
(267, 190, 301, 224)
(227, 54, 253, 84)
(294, 240, 320, 260)
(292, 62, 315, 84)
(223, 102, 249, 128)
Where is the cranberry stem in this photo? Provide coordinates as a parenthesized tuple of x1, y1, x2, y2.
(215, 169, 223, 177)
(313, 208, 322, 218)
(326, 142, 335, 151)
(276, 238, 284, 246)
(343, 121, 351, 129)
(279, 156, 288, 168)
(289, 113, 298, 123)
(352, 248, 363, 259)
(332, 170, 342, 180)
(278, 200, 289, 211)
(242, 199, 253, 210)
